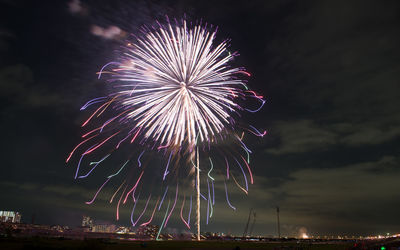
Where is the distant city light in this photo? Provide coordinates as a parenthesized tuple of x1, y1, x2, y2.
(0, 210, 21, 223)
(301, 233, 309, 239)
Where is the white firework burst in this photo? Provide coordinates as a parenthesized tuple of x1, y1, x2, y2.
(108, 20, 246, 147)
(69, 19, 264, 239)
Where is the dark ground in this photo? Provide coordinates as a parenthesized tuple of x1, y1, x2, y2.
(0, 237, 365, 250)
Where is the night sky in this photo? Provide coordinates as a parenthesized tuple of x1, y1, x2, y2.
(1, 0, 400, 237)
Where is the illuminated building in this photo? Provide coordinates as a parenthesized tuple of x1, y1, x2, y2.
(136, 225, 159, 238)
(92, 224, 116, 233)
(115, 226, 129, 234)
(0, 211, 21, 223)
(81, 216, 93, 228)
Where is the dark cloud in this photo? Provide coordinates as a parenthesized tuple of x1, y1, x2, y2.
(90, 25, 126, 40)
(266, 119, 337, 155)
(264, 1, 400, 121)
(265, 155, 400, 235)
(67, 0, 87, 15)
(252, 0, 400, 235)
(261, 1, 400, 165)
(266, 119, 400, 155)
(0, 64, 62, 108)
(0, 29, 15, 53)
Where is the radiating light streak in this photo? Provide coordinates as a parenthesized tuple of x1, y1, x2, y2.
(180, 195, 190, 229)
(207, 157, 215, 181)
(159, 186, 169, 211)
(82, 131, 120, 156)
(66, 134, 98, 163)
(164, 183, 178, 228)
(81, 101, 110, 127)
(78, 154, 111, 179)
(240, 155, 254, 184)
(116, 185, 128, 221)
(97, 94, 120, 118)
(231, 173, 248, 195)
(224, 181, 236, 210)
(248, 125, 267, 137)
(225, 156, 230, 179)
(131, 194, 151, 226)
(206, 179, 210, 225)
(209, 187, 213, 218)
(242, 146, 250, 164)
(97, 62, 120, 79)
(157, 143, 170, 150)
(163, 152, 173, 180)
(86, 178, 110, 205)
(156, 200, 170, 241)
(116, 133, 131, 149)
(238, 71, 251, 77)
(236, 136, 252, 154)
(245, 98, 265, 113)
(240, 82, 249, 90)
(195, 178, 207, 200)
(110, 181, 126, 203)
(107, 160, 129, 178)
(82, 99, 105, 110)
(234, 157, 249, 191)
(99, 109, 132, 133)
(129, 192, 140, 225)
(191, 158, 201, 172)
(80, 96, 107, 110)
(132, 192, 136, 203)
(211, 180, 215, 205)
(141, 197, 160, 226)
(123, 171, 144, 204)
(130, 127, 141, 143)
(100, 117, 116, 133)
(74, 143, 98, 179)
(188, 195, 192, 225)
(137, 150, 145, 167)
(88, 154, 109, 168)
(246, 90, 263, 99)
(82, 127, 101, 138)
(74, 154, 85, 179)
(207, 179, 214, 222)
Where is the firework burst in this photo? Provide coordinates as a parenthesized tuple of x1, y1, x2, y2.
(67, 18, 265, 239)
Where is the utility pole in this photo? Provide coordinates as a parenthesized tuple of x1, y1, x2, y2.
(31, 213, 36, 225)
(276, 206, 281, 238)
(249, 211, 256, 236)
(243, 208, 253, 237)
(196, 148, 200, 241)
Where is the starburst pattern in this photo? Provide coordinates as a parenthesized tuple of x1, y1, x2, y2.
(98, 20, 248, 147)
(67, 18, 265, 236)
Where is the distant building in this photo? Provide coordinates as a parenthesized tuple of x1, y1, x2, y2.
(81, 216, 93, 228)
(92, 224, 116, 233)
(115, 226, 129, 234)
(136, 224, 159, 238)
(50, 225, 69, 232)
(0, 211, 21, 223)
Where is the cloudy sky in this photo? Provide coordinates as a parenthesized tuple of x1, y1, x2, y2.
(1, 0, 399, 237)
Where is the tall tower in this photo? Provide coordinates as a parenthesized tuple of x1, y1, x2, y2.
(276, 206, 281, 238)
